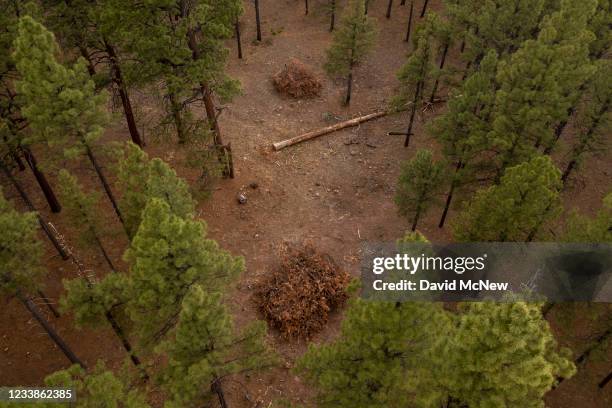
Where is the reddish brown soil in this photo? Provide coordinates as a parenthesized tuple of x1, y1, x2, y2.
(1, 1, 610, 407)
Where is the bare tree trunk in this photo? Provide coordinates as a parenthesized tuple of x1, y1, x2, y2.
(386, 0, 393, 18)
(254, 0, 262, 41)
(235, 21, 243, 59)
(345, 70, 353, 106)
(37, 289, 60, 318)
(420, 0, 429, 17)
(305, 0, 309, 15)
(439, 160, 462, 228)
(93, 233, 115, 271)
(211, 378, 228, 408)
(404, 82, 422, 147)
(330, 0, 336, 31)
(405, 1, 414, 42)
(78, 46, 97, 77)
(105, 42, 144, 148)
(0, 158, 68, 260)
(365, 0, 369, 14)
(84, 144, 127, 232)
(429, 42, 449, 103)
(168, 93, 187, 144)
(104, 310, 145, 373)
(17, 290, 85, 368)
(22, 147, 62, 213)
(599, 371, 612, 389)
(411, 208, 420, 231)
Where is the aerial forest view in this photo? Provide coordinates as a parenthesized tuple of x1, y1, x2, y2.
(0, 0, 611, 407)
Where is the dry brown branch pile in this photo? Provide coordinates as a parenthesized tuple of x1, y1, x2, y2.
(272, 59, 322, 98)
(256, 244, 350, 339)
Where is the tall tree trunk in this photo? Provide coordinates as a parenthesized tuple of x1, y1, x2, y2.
(185, 27, 234, 179)
(78, 46, 96, 77)
(0, 158, 68, 260)
(211, 378, 228, 408)
(17, 290, 85, 368)
(84, 144, 127, 232)
(22, 148, 61, 213)
(411, 208, 420, 231)
(561, 99, 609, 185)
(599, 371, 612, 389)
(439, 160, 462, 228)
(168, 93, 187, 144)
(365, 0, 369, 14)
(420, 0, 429, 17)
(345, 70, 353, 106)
(429, 42, 449, 103)
(576, 328, 611, 365)
(404, 82, 422, 147)
(386, 0, 393, 18)
(459, 38, 466, 53)
(544, 112, 572, 154)
(37, 289, 60, 318)
(3, 137, 26, 171)
(400, 0, 406, 5)
(305, 0, 309, 15)
(93, 233, 115, 272)
(330, 0, 336, 31)
(405, 1, 414, 42)
(104, 42, 144, 148)
(104, 310, 145, 372)
(235, 21, 243, 59)
(254, 0, 262, 41)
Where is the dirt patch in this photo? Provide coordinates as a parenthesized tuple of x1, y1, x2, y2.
(255, 244, 350, 340)
(272, 59, 322, 98)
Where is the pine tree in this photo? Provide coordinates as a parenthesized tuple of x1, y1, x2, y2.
(427, 14, 454, 103)
(43, 362, 150, 407)
(431, 50, 499, 228)
(490, 0, 596, 177)
(158, 284, 273, 408)
(116, 143, 195, 238)
(12, 16, 126, 230)
(0, 188, 84, 368)
(391, 20, 435, 147)
(57, 170, 115, 271)
(124, 198, 243, 345)
(443, 301, 575, 407)
(0, 2, 62, 213)
(562, 193, 612, 242)
(394, 149, 445, 231)
(561, 60, 610, 185)
(324, 0, 377, 106)
(297, 296, 451, 408)
(117, 0, 242, 177)
(453, 155, 562, 242)
(254, 0, 263, 41)
(43, 0, 144, 147)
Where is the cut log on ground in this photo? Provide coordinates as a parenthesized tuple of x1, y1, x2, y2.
(273, 110, 389, 151)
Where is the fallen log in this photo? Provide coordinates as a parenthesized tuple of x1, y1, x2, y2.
(273, 110, 389, 151)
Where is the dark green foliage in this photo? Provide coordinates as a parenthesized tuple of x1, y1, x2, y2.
(116, 143, 195, 238)
(325, 0, 376, 104)
(443, 302, 575, 407)
(124, 198, 243, 344)
(158, 284, 273, 407)
(13, 16, 107, 158)
(0, 188, 44, 295)
(297, 300, 451, 408)
(395, 149, 445, 231)
(562, 193, 612, 242)
(43, 362, 150, 408)
(453, 155, 562, 242)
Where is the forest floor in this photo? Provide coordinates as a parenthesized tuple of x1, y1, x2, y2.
(1, 1, 611, 407)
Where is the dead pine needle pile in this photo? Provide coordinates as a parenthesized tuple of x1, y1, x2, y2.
(272, 59, 322, 98)
(256, 245, 350, 339)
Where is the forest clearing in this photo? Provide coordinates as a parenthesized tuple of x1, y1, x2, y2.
(1, 0, 611, 407)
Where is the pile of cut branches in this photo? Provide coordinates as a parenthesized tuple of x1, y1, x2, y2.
(272, 59, 322, 98)
(256, 244, 350, 339)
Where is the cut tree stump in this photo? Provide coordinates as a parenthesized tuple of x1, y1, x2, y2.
(272, 110, 389, 151)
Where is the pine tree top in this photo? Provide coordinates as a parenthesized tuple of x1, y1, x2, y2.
(324, 0, 376, 77)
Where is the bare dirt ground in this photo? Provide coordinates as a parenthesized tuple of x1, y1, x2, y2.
(1, 1, 611, 407)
